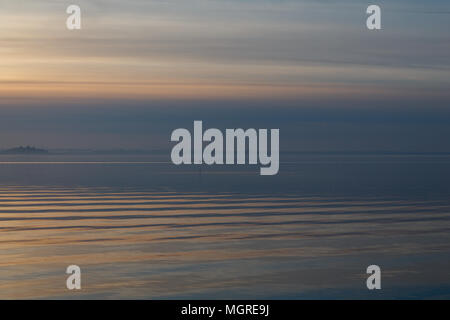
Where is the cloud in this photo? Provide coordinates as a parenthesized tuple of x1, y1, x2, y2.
(0, 0, 449, 150)
(1, 0, 449, 101)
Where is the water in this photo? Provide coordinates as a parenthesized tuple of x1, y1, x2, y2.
(0, 153, 449, 299)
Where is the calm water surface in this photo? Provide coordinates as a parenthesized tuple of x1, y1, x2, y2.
(0, 153, 449, 299)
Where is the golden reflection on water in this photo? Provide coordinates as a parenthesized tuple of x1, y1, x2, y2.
(0, 187, 450, 299)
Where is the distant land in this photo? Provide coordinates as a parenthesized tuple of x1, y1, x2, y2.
(0, 146, 49, 154)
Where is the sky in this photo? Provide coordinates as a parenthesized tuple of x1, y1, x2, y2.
(0, 0, 449, 151)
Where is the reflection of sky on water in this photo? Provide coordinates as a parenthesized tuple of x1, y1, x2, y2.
(0, 154, 449, 299)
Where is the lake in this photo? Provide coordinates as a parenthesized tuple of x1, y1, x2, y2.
(0, 153, 449, 299)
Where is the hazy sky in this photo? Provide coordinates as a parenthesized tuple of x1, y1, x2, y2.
(0, 0, 449, 150)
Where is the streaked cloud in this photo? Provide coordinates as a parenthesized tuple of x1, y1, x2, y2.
(0, 0, 449, 150)
(1, 0, 449, 101)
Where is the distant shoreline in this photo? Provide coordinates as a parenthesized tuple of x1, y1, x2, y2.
(0, 146, 49, 155)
